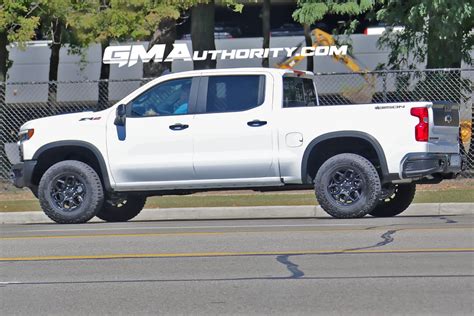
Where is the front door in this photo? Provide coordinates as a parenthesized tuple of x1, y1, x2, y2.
(107, 77, 197, 190)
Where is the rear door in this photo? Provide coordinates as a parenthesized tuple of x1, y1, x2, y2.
(191, 73, 281, 185)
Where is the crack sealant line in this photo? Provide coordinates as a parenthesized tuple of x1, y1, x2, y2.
(276, 255, 305, 279)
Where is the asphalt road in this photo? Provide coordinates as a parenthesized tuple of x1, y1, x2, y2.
(1, 214, 473, 315)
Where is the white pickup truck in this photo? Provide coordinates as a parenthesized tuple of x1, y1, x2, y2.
(10, 68, 463, 223)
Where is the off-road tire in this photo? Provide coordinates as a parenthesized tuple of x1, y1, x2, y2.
(369, 183, 416, 217)
(38, 160, 104, 224)
(314, 153, 381, 218)
(96, 195, 147, 222)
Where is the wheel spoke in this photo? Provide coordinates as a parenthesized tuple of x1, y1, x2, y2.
(333, 171, 345, 183)
(76, 195, 84, 204)
(350, 190, 360, 201)
(327, 167, 363, 205)
(341, 193, 350, 203)
(328, 183, 341, 194)
(69, 197, 80, 207)
(345, 169, 354, 180)
(50, 174, 86, 212)
(55, 179, 65, 190)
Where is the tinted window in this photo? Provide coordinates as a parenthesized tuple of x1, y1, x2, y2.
(205, 75, 265, 113)
(130, 78, 192, 117)
(283, 77, 317, 108)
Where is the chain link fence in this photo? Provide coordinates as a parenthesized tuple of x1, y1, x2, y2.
(1, 68, 473, 181)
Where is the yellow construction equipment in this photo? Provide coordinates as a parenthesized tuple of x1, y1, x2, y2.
(277, 30, 472, 146)
(460, 120, 472, 144)
(276, 28, 375, 103)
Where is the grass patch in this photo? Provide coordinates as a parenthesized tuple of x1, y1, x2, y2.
(413, 189, 473, 203)
(0, 189, 472, 213)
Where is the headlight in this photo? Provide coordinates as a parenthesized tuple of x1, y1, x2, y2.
(18, 128, 34, 142)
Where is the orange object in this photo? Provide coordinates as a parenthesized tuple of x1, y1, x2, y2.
(460, 120, 472, 144)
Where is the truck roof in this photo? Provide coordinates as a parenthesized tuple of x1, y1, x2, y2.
(161, 67, 315, 78)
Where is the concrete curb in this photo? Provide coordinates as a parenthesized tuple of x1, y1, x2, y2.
(1, 203, 473, 224)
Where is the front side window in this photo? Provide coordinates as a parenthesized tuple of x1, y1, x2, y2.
(205, 75, 265, 113)
(130, 78, 192, 117)
(283, 76, 317, 108)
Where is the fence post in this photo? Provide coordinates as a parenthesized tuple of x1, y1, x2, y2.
(48, 81, 59, 115)
(382, 71, 387, 103)
(98, 79, 109, 110)
(0, 82, 8, 179)
(0, 81, 5, 106)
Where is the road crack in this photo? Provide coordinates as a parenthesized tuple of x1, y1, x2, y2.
(345, 229, 397, 252)
(439, 216, 457, 224)
(276, 255, 304, 279)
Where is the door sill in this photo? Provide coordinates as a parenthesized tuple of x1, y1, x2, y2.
(114, 177, 284, 191)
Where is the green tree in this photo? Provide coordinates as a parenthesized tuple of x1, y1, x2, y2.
(190, 0, 242, 70)
(69, 0, 181, 108)
(142, 2, 190, 78)
(261, 0, 270, 68)
(0, 0, 40, 82)
(302, 23, 313, 71)
(36, 0, 75, 105)
(142, 16, 178, 78)
(376, 0, 473, 69)
(292, 0, 377, 32)
(191, 0, 216, 69)
(376, 1, 473, 165)
(292, 0, 379, 71)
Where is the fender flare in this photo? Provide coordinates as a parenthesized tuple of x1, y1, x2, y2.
(32, 140, 113, 191)
(300, 131, 392, 184)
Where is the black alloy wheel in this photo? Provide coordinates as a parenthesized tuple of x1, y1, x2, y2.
(50, 174, 87, 211)
(327, 167, 364, 205)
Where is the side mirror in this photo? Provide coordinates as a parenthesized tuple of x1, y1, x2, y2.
(114, 104, 126, 126)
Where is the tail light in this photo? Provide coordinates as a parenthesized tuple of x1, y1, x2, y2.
(410, 107, 429, 142)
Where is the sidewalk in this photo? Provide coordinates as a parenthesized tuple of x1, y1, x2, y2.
(1, 203, 473, 224)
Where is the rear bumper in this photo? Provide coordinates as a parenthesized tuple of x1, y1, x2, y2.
(401, 153, 463, 179)
(10, 160, 37, 189)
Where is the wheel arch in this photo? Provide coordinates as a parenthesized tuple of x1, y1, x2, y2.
(31, 140, 112, 191)
(301, 131, 392, 184)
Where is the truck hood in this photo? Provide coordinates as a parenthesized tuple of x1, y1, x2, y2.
(20, 110, 108, 131)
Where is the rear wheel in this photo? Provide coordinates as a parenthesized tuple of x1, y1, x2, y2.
(314, 153, 381, 218)
(369, 183, 416, 217)
(96, 195, 147, 222)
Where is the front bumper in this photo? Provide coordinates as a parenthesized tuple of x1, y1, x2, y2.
(10, 160, 37, 188)
(401, 153, 464, 179)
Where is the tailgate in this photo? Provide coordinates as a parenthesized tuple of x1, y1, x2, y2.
(429, 102, 460, 152)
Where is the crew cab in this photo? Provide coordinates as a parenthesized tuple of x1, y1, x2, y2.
(10, 68, 463, 223)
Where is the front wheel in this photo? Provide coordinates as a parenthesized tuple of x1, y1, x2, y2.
(38, 160, 104, 224)
(96, 195, 147, 222)
(314, 153, 382, 218)
(369, 183, 416, 217)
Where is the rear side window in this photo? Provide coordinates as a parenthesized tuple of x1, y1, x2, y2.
(283, 77, 318, 108)
(205, 75, 265, 113)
